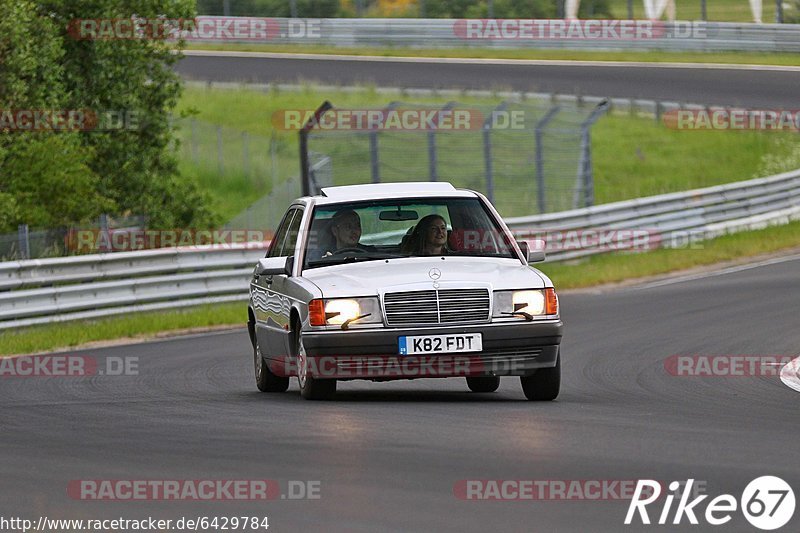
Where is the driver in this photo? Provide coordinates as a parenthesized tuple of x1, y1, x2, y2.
(317, 209, 375, 259)
(330, 209, 363, 250)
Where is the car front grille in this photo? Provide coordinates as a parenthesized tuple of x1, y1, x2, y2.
(383, 288, 491, 326)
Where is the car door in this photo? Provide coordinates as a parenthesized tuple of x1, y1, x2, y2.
(266, 206, 304, 363)
(253, 208, 297, 358)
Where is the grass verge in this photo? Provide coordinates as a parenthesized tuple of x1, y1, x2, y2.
(184, 43, 800, 67)
(0, 302, 247, 356)
(4, 219, 800, 355)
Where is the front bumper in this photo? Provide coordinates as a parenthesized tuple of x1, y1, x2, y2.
(294, 320, 563, 379)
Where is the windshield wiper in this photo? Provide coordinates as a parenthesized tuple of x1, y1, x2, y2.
(307, 252, 402, 267)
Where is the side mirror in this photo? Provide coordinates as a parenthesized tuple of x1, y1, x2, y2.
(255, 256, 293, 276)
(518, 240, 546, 263)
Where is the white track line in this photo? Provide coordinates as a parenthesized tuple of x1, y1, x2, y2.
(182, 49, 800, 72)
(780, 357, 800, 393)
(633, 252, 800, 290)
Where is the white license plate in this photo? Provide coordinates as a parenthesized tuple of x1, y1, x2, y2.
(398, 334, 482, 355)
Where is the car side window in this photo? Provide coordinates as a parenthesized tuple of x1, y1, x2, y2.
(268, 208, 297, 258)
(281, 208, 304, 257)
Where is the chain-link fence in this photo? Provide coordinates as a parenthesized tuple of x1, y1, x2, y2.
(299, 99, 607, 218)
(173, 118, 285, 193)
(225, 155, 332, 230)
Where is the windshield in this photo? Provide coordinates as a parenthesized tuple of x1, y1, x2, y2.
(303, 197, 518, 269)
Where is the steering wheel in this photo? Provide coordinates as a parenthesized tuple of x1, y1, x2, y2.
(329, 247, 367, 256)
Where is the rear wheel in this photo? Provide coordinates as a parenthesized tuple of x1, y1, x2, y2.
(520, 350, 560, 401)
(466, 376, 500, 393)
(254, 337, 289, 393)
(295, 328, 336, 400)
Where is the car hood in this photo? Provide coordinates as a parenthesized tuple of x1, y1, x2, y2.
(302, 257, 546, 298)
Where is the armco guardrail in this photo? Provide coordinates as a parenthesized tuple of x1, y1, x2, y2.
(0, 169, 798, 330)
(0, 245, 268, 330)
(506, 168, 800, 261)
(186, 18, 800, 53)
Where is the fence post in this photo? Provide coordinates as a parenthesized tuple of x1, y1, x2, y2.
(534, 106, 560, 214)
(483, 102, 507, 204)
(216, 126, 224, 175)
(17, 224, 30, 260)
(99, 214, 110, 253)
(427, 131, 438, 182)
(369, 131, 380, 183)
(428, 102, 455, 182)
(299, 101, 333, 197)
(575, 100, 610, 209)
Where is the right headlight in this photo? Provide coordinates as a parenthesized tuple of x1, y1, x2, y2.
(308, 297, 383, 327)
(493, 288, 558, 319)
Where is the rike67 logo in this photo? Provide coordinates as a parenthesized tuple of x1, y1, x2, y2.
(625, 477, 795, 530)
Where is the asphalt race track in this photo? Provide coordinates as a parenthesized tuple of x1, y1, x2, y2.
(3, 255, 799, 531)
(175, 52, 800, 108)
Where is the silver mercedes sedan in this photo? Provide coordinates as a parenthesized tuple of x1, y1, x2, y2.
(247, 182, 563, 400)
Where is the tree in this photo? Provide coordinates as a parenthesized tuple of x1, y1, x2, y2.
(0, 0, 218, 234)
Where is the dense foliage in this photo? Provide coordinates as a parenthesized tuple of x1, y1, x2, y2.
(0, 0, 218, 232)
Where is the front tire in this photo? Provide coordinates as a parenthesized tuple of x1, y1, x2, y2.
(295, 328, 336, 400)
(466, 376, 500, 393)
(520, 349, 560, 401)
(254, 337, 289, 393)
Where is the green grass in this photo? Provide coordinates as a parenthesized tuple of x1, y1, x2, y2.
(184, 43, 800, 67)
(0, 302, 247, 356)
(176, 84, 799, 219)
(592, 114, 797, 203)
(606, 0, 779, 22)
(5, 219, 800, 355)
(542, 219, 800, 289)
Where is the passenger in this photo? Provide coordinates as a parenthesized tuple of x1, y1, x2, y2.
(405, 214, 449, 256)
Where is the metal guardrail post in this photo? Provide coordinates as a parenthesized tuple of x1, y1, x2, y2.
(535, 106, 560, 214)
(483, 102, 508, 204)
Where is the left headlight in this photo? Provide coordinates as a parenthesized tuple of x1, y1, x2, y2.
(309, 297, 383, 327)
(493, 288, 558, 319)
